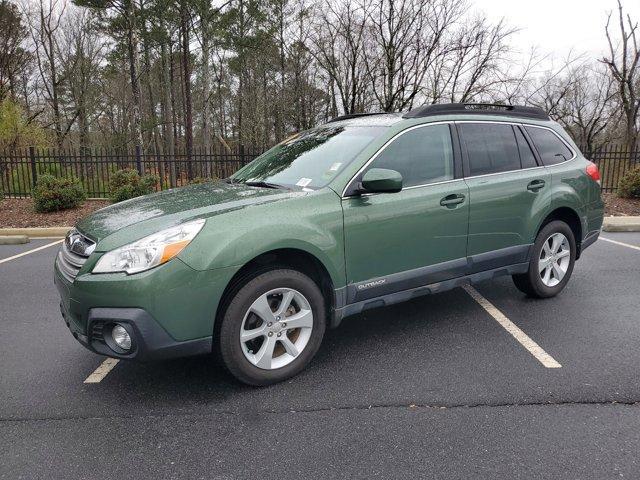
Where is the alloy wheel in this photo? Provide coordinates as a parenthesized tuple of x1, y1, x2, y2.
(240, 288, 314, 370)
(538, 232, 571, 287)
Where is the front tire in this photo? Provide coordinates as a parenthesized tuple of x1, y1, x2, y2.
(512, 220, 576, 298)
(219, 268, 326, 386)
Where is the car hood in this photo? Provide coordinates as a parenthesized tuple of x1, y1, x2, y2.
(76, 181, 300, 246)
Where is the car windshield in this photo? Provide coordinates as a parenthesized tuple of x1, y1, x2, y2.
(231, 125, 387, 189)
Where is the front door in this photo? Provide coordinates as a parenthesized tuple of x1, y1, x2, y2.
(458, 121, 551, 271)
(342, 123, 469, 303)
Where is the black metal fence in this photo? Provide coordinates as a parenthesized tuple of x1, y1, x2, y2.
(584, 145, 640, 193)
(0, 146, 261, 198)
(1, 144, 638, 198)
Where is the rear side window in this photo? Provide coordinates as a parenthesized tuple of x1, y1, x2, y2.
(525, 126, 573, 166)
(460, 123, 520, 176)
(514, 126, 538, 168)
(368, 124, 454, 187)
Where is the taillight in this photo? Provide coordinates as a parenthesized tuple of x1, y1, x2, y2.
(586, 161, 601, 185)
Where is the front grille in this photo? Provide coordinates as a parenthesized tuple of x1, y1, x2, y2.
(56, 230, 95, 283)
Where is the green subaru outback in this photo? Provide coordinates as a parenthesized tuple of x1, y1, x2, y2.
(55, 103, 604, 385)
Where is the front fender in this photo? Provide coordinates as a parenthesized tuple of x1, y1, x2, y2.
(178, 189, 346, 288)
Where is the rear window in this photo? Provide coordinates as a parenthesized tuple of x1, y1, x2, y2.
(460, 123, 520, 176)
(525, 126, 574, 166)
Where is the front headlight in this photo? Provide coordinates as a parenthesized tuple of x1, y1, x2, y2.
(93, 219, 205, 274)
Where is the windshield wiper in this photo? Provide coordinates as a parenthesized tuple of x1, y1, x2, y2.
(244, 181, 289, 190)
(224, 177, 240, 184)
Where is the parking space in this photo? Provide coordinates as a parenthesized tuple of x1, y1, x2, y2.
(1, 235, 640, 479)
(473, 236, 640, 402)
(0, 238, 62, 262)
(601, 231, 640, 248)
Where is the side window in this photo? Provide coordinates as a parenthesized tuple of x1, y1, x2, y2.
(367, 124, 454, 187)
(514, 126, 538, 168)
(525, 126, 573, 166)
(460, 123, 520, 176)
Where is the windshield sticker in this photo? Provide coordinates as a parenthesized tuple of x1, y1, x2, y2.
(328, 162, 342, 172)
(296, 178, 312, 187)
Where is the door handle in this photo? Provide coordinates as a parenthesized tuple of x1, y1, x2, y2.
(527, 180, 546, 192)
(440, 194, 465, 207)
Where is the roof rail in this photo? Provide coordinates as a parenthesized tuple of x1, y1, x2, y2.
(403, 103, 550, 120)
(326, 112, 390, 123)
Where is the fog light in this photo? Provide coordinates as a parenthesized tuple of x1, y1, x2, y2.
(112, 324, 132, 350)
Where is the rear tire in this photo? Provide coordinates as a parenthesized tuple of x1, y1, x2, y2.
(219, 268, 326, 386)
(512, 220, 576, 298)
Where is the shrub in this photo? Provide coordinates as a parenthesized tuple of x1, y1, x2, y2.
(7, 162, 68, 195)
(32, 174, 86, 212)
(618, 167, 640, 199)
(109, 169, 158, 202)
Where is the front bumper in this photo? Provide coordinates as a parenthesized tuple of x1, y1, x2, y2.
(58, 302, 212, 361)
(54, 253, 239, 361)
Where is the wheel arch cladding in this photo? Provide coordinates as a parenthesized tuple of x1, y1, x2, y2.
(536, 207, 583, 256)
(213, 247, 336, 338)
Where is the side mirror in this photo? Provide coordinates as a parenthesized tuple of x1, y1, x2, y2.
(360, 168, 403, 194)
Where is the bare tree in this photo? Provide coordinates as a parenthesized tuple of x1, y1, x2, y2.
(74, 0, 145, 149)
(24, 0, 69, 147)
(601, 0, 640, 151)
(58, 8, 106, 147)
(365, 0, 462, 112)
(444, 16, 516, 103)
(563, 63, 617, 153)
(524, 59, 577, 121)
(309, 0, 372, 115)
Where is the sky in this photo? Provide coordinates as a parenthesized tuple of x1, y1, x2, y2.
(475, 0, 640, 63)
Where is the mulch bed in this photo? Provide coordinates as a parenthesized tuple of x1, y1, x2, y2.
(0, 198, 111, 228)
(1, 193, 639, 229)
(602, 193, 640, 216)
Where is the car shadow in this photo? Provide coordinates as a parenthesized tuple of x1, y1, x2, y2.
(92, 286, 491, 406)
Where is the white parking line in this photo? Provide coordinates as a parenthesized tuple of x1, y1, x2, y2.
(462, 284, 562, 369)
(600, 237, 640, 252)
(84, 358, 120, 383)
(0, 239, 63, 264)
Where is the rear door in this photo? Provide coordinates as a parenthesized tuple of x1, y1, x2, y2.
(342, 123, 469, 303)
(458, 122, 551, 271)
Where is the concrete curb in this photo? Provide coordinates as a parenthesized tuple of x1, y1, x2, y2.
(0, 227, 72, 238)
(0, 235, 30, 245)
(602, 216, 640, 232)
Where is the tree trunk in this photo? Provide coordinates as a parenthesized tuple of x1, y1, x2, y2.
(168, 43, 179, 186)
(276, 0, 286, 142)
(180, 0, 193, 176)
(78, 100, 88, 148)
(126, 0, 144, 150)
(38, 3, 62, 148)
(160, 42, 175, 159)
(201, 26, 212, 176)
(142, 26, 161, 157)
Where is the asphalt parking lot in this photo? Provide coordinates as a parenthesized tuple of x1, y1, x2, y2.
(1, 233, 640, 479)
